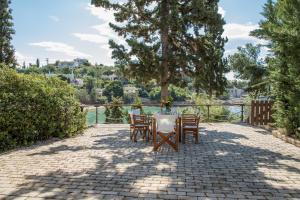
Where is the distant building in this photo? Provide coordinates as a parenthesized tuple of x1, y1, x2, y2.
(123, 85, 138, 95)
(228, 87, 245, 98)
(101, 74, 118, 81)
(72, 78, 84, 87)
(57, 58, 89, 68)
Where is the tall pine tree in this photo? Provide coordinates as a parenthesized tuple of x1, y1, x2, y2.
(0, 0, 16, 67)
(252, 0, 300, 137)
(92, 0, 227, 101)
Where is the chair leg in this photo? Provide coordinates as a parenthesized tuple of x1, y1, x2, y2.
(133, 129, 138, 142)
(194, 131, 199, 144)
(182, 131, 186, 144)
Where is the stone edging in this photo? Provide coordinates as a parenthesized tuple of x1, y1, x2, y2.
(272, 130, 300, 148)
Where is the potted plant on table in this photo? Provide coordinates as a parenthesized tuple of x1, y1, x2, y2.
(160, 96, 173, 114)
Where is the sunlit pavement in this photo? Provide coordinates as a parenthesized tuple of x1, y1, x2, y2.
(0, 123, 299, 200)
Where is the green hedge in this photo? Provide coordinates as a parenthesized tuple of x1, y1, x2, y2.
(0, 67, 86, 151)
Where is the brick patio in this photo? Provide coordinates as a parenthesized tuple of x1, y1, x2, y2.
(0, 123, 299, 200)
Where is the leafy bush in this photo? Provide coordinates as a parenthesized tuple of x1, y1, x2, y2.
(149, 85, 189, 101)
(149, 87, 161, 101)
(138, 88, 149, 98)
(105, 97, 123, 123)
(97, 96, 108, 104)
(0, 67, 86, 151)
(195, 94, 237, 122)
(103, 81, 124, 102)
(76, 89, 91, 104)
(123, 93, 135, 104)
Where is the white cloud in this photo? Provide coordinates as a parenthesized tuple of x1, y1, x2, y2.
(218, 6, 226, 18)
(224, 49, 238, 57)
(85, 4, 115, 23)
(49, 15, 60, 22)
(223, 23, 259, 40)
(73, 33, 109, 45)
(29, 41, 92, 58)
(15, 51, 35, 65)
(72, 3, 125, 62)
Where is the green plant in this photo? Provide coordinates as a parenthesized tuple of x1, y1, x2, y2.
(149, 85, 189, 101)
(97, 96, 108, 104)
(131, 96, 144, 114)
(105, 97, 123, 123)
(0, 67, 86, 151)
(195, 94, 236, 122)
(252, 0, 300, 138)
(76, 89, 91, 104)
(103, 81, 124, 102)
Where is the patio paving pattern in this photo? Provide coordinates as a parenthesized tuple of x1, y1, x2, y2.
(0, 123, 299, 200)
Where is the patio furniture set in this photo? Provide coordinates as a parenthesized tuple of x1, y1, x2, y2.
(129, 109, 200, 151)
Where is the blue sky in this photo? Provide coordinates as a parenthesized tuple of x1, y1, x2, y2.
(12, 0, 267, 67)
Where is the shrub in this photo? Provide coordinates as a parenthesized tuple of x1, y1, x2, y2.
(149, 85, 189, 101)
(97, 96, 108, 104)
(105, 97, 123, 123)
(103, 81, 124, 102)
(195, 94, 236, 122)
(123, 93, 135, 104)
(0, 67, 86, 151)
(76, 89, 91, 104)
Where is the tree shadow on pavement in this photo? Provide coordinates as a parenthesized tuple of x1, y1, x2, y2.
(3, 124, 300, 199)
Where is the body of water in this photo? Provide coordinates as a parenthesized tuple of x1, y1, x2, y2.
(86, 105, 244, 126)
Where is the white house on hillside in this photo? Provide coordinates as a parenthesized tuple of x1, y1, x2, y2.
(101, 74, 118, 81)
(123, 85, 138, 95)
(57, 58, 89, 68)
(228, 87, 245, 98)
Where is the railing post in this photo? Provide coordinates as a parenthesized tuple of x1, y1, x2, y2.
(207, 105, 210, 121)
(95, 106, 99, 126)
(241, 104, 244, 122)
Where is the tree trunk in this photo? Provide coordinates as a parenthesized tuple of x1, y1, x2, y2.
(160, 0, 169, 102)
(161, 82, 169, 102)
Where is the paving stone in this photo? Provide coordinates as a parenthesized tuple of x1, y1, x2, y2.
(0, 123, 299, 200)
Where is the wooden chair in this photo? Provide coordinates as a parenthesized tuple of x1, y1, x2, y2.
(129, 109, 141, 138)
(130, 115, 150, 142)
(152, 114, 179, 151)
(182, 115, 200, 144)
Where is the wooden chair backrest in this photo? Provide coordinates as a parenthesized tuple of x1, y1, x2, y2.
(132, 114, 147, 124)
(182, 115, 200, 127)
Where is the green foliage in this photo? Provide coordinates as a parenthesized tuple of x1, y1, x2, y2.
(252, 0, 300, 138)
(92, 0, 227, 100)
(227, 80, 248, 89)
(195, 94, 237, 122)
(228, 43, 269, 98)
(131, 96, 144, 114)
(138, 88, 149, 98)
(105, 97, 123, 123)
(0, 0, 16, 67)
(85, 77, 96, 94)
(149, 85, 189, 101)
(103, 81, 124, 102)
(76, 89, 91, 104)
(123, 93, 135, 104)
(97, 96, 108, 104)
(0, 67, 86, 151)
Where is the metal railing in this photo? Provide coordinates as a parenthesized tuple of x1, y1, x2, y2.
(81, 103, 250, 126)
